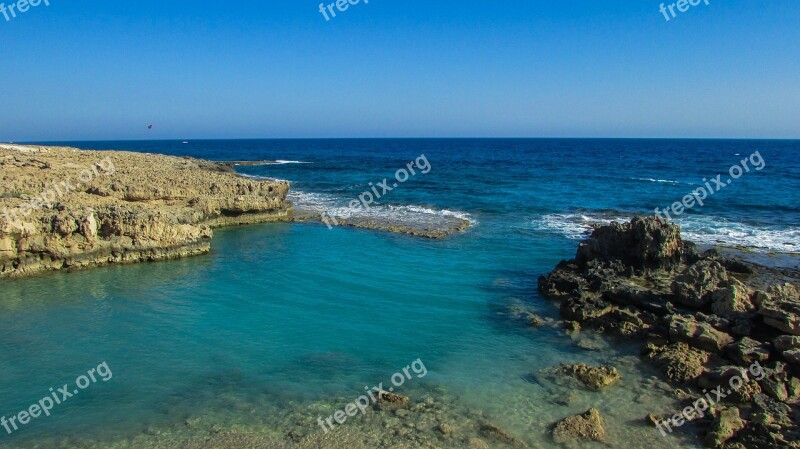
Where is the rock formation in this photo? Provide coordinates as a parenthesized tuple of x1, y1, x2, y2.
(539, 217, 800, 448)
(1, 145, 291, 278)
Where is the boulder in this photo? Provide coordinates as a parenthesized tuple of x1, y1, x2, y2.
(574, 217, 693, 271)
(478, 423, 527, 448)
(758, 283, 800, 335)
(774, 335, 800, 352)
(551, 408, 606, 444)
(711, 279, 755, 319)
(671, 260, 731, 308)
(644, 342, 710, 383)
(558, 364, 622, 390)
(669, 315, 735, 352)
(751, 393, 793, 426)
(784, 349, 800, 367)
(726, 337, 771, 365)
(704, 407, 744, 448)
(559, 296, 614, 322)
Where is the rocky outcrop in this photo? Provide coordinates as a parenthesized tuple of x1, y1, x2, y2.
(669, 314, 735, 352)
(574, 216, 692, 271)
(757, 283, 800, 335)
(0, 145, 291, 278)
(551, 408, 606, 444)
(538, 217, 800, 449)
(672, 260, 731, 308)
(558, 364, 621, 390)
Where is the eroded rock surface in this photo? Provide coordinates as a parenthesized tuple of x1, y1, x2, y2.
(551, 408, 606, 444)
(538, 217, 800, 449)
(1, 145, 291, 278)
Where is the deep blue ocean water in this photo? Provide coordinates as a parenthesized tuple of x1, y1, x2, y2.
(1, 139, 798, 448)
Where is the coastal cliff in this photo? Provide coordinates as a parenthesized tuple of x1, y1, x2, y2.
(0, 145, 291, 279)
(539, 217, 800, 448)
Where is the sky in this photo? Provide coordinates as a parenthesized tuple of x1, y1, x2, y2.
(1, 0, 799, 141)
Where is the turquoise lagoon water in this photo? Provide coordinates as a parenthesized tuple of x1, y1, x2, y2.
(1, 139, 799, 448)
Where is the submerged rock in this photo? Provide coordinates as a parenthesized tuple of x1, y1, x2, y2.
(558, 364, 621, 390)
(478, 423, 527, 448)
(551, 408, 606, 444)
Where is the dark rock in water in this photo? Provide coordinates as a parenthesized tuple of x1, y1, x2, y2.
(478, 423, 527, 448)
(558, 364, 621, 390)
(538, 263, 588, 300)
(374, 390, 410, 407)
(551, 408, 606, 444)
(560, 296, 614, 321)
(537, 216, 800, 449)
(574, 217, 694, 271)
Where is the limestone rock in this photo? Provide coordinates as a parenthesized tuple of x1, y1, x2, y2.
(0, 146, 291, 278)
(574, 217, 692, 271)
(726, 337, 771, 365)
(551, 408, 606, 444)
(644, 342, 710, 383)
(758, 283, 800, 335)
(705, 407, 744, 448)
(669, 315, 735, 352)
(478, 423, 527, 448)
(558, 364, 621, 390)
(711, 279, 755, 319)
(784, 349, 800, 366)
(671, 260, 731, 308)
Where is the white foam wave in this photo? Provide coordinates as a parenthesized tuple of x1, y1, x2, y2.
(531, 212, 800, 254)
(274, 160, 313, 164)
(630, 177, 681, 185)
(288, 190, 476, 226)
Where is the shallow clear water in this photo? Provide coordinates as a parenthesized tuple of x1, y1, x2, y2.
(2, 138, 799, 447)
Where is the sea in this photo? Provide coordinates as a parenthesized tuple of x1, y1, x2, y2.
(1, 139, 798, 448)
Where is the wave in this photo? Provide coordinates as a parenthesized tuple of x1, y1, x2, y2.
(629, 177, 681, 185)
(531, 212, 800, 254)
(274, 160, 313, 165)
(288, 190, 476, 227)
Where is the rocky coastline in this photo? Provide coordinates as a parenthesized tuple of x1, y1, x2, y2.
(539, 216, 800, 448)
(0, 145, 292, 279)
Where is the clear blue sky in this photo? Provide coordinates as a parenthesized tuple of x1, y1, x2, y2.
(2, 0, 799, 141)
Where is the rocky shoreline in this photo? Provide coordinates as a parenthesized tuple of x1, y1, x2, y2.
(1, 145, 472, 279)
(0, 145, 292, 279)
(539, 217, 800, 448)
